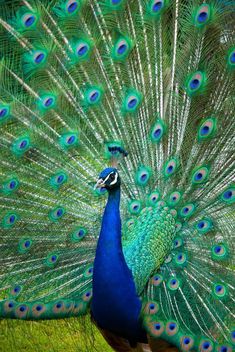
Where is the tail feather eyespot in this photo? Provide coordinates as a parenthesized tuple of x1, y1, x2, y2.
(112, 36, 133, 61)
(194, 4, 212, 27)
(180, 336, 195, 351)
(185, 71, 206, 96)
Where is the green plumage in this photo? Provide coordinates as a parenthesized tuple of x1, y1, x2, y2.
(0, 0, 235, 351)
(123, 203, 175, 294)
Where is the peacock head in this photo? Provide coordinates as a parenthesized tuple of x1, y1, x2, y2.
(95, 168, 120, 191)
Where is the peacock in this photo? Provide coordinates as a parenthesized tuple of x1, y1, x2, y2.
(0, 0, 234, 351)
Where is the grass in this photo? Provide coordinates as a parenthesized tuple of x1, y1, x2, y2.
(0, 317, 113, 352)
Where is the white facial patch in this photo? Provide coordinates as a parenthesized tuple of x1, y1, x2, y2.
(109, 172, 118, 185)
(102, 171, 118, 186)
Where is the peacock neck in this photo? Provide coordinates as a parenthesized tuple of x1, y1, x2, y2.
(93, 186, 123, 269)
(99, 187, 121, 248)
(92, 186, 145, 342)
(107, 186, 121, 206)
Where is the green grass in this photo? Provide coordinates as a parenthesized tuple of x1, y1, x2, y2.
(0, 317, 113, 352)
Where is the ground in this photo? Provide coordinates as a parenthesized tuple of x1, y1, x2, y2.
(0, 317, 113, 352)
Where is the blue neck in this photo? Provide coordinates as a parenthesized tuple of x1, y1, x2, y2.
(92, 187, 146, 343)
(95, 187, 121, 258)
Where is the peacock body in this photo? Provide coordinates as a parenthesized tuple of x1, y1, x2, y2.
(0, 0, 235, 351)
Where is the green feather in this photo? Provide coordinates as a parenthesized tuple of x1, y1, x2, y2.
(11, 136, 31, 156)
(185, 71, 207, 97)
(145, 0, 170, 21)
(111, 34, 133, 62)
(2, 212, 19, 229)
(23, 48, 49, 77)
(121, 88, 142, 115)
(192, 4, 213, 28)
(53, 0, 84, 18)
(69, 36, 94, 64)
(0, 103, 11, 125)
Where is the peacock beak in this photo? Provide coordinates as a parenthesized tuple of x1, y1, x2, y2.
(94, 179, 105, 190)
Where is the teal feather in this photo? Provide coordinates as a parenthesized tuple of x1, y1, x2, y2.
(0, 0, 234, 351)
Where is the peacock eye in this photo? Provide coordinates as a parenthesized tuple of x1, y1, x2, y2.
(110, 173, 115, 180)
